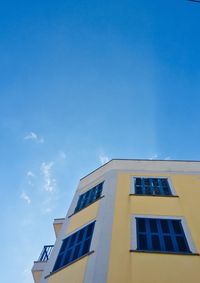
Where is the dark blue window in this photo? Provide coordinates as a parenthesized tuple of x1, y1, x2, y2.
(136, 218, 191, 253)
(135, 178, 172, 196)
(53, 222, 95, 272)
(74, 182, 103, 213)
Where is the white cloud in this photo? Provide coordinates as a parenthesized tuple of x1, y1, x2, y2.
(20, 192, 31, 204)
(99, 154, 109, 165)
(148, 154, 158, 160)
(26, 171, 35, 186)
(23, 269, 29, 275)
(24, 132, 44, 143)
(43, 207, 52, 214)
(27, 171, 35, 178)
(58, 150, 66, 160)
(41, 162, 56, 192)
(164, 156, 171, 160)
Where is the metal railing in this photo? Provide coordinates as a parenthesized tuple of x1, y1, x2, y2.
(38, 245, 54, 262)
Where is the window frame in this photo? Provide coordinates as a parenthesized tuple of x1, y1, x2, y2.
(74, 182, 104, 214)
(130, 176, 177, 196)
(131, 215, 197, 254)
(53, 220, 96, 272)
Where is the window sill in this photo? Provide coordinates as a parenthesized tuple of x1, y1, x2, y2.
(45, 251, 94, 279)
(130, 249, 199, 256)
(68, 195, 104, 218)
(129, 194, 179, 198)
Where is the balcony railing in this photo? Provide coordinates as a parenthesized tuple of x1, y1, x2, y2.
(38, 245, 54, 262)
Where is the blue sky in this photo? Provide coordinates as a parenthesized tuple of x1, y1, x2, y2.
(1, 0, 200, 282)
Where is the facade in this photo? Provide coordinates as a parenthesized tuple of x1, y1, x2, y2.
(32, 159, 200, 283)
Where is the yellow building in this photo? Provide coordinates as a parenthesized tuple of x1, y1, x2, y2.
(32, 159, 200, 283)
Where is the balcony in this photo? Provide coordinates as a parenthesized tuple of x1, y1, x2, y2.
(32, 245, 54, 283)
(38, 245, 54, 261)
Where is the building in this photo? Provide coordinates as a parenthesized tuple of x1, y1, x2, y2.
(32, 159, 200, 283)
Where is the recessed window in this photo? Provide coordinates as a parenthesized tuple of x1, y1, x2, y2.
(136, 217, 191, 253)
(74, 182, 103, 213)
(53, 221, 95, 272)
(134, 177, 172, 196)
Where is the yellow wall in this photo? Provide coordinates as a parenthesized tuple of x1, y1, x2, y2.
(48, 255, 88, 283)
(67, 200, 99, 234)
(48, 196, 100, 283)
(53, 223, 63, 238)
(33, 270, 43, 283)
(107, 173, 200, 283)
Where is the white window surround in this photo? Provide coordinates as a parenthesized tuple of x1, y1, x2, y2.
(130, 214, 197, 254)
(130, 176, 177, 196)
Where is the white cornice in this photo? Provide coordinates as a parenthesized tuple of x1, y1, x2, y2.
(79, 159, 200, 187)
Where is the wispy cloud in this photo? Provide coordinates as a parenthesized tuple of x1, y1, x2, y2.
(148, 154, 158, 160)
(22, 268, 29, 275)
(26, 170, 35, 186)
(27, 171, 35, 178)
(20, 192, 31, 204)
(43, 207, 52, 214)
(41, 162, 56, 192)
(24, 132, 44, 143)
(99, 154, 110, 165)
(58, 150, 66, 160)
(164, 156, 171, 160)
(148, 154, 171, 160)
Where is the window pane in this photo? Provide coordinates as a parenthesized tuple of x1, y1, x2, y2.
(160, 220, 170, 233)
(95, 188, 102, 199)
(153, 187, 160, 195)
(77, 229, 84, 243)
(63, 249, 72, 266)
(135, 186, 142, 194)
(86, 222, 95, 238)
(149, 219, 158, 233)
(163, 186, 170, 195)
(172, 220, 182, 234)
(80, 199, 86, 210)
(176, 236, 189, 252)
(135, 178, 141, 185)
(71, 244, 81, 261)
(53, 255, 63, 271)
(53, 222, 95, 272)
(134, 178, 172, 196)
(152, 235, 161, 250)
(161, 179, 168, 186)
(85, 191, 91, 206)
(69, 233, 77, 247)
(138, 234, 148, 250)
(85, 190, 90, 199)
(144, 179, 150, 186)
(81, 239, 91, 255)
(89, 189, 95, 201)
(145, 187, 151, 195)
(60, 238, 69, 253)
(164, 236, 173, 251)
(137, 218, 146, 232)
(75, 183, 103, 212)
(152, 178, 159, 186)
(75, 198, 82, 212)
(136, 218, 191, 254)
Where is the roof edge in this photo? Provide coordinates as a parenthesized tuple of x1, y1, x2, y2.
(80, 158, 200, 181)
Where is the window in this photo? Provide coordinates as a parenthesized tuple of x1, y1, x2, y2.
(136, 217, 191, 253)
(134, 177, 172, 196)
(74, 182, 103, 213)
(53, 221, 95, 272)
